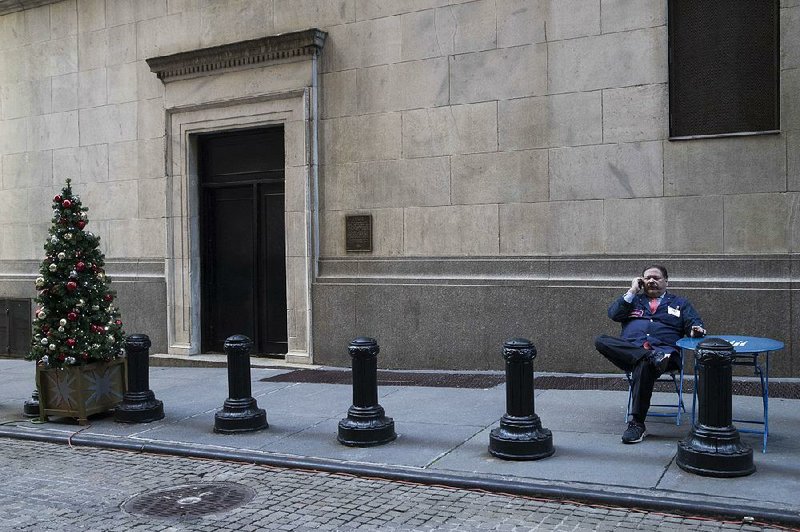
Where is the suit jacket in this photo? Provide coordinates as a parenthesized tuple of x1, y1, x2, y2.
(607, 292, 704, 354)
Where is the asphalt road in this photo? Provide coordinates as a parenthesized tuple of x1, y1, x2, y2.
(0, 437, 786, 531)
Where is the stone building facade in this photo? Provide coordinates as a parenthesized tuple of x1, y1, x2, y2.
(0, 0, 798, 375)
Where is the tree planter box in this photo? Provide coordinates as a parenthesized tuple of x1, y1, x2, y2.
(36, 358, 127, 425)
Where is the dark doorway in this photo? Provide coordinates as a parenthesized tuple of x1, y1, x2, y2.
(1, 298, 31, 358)
(199, 127, 287, 355)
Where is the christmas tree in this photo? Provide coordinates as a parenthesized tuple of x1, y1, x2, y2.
(29, 179, 125, 369)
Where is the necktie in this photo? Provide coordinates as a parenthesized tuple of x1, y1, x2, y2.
(649, 298, 659, 314)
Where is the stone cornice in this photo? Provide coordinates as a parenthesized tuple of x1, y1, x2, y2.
(146, 29, 327, 83)
(0, 0, 59, 16)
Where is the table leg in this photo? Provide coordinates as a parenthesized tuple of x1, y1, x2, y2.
(690, 348, 697, 426)
(744, 352, 768, 453)
(763, 353, 769, 453)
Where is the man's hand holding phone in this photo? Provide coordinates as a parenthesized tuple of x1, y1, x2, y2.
(628, 277, 645, 295)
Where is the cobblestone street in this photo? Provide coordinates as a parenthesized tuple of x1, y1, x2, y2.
(0, 437, 787, 531)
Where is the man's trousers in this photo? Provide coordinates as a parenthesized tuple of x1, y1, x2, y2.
(594, 334, 677, 423)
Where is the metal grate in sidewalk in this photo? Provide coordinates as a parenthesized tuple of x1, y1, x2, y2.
(262, 369, 505, 389)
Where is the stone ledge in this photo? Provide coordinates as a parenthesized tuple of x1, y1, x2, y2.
(149, 353, 318, 370)
(147, 29, 327, 83)
(316, 254, 800, 286)
(0, 259, 165, 280)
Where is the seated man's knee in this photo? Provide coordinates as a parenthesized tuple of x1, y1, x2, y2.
(594, 334, 609, 352)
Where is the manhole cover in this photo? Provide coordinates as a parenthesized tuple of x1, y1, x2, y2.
(122, 482, 255, 518)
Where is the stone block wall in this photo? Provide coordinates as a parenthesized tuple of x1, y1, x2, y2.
(318, 0, 799, 259)
(0, 0, 798, 372)
(312, 0, 800, 374)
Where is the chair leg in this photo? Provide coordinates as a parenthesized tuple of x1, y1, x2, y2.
(625, 373, 633, 423)
(627, 369, 685, 425)
(670, 372, 685, 426)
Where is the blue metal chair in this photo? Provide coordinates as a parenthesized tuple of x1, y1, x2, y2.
(625, 351, 685, 425)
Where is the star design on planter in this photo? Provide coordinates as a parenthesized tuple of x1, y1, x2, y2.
(86, 367, 123, 406)
(49, 371, 78, 410)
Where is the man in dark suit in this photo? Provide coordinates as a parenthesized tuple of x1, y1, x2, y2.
(595, 265, 706, 444)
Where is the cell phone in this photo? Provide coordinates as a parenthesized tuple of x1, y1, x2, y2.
(637, 279, 644, 289)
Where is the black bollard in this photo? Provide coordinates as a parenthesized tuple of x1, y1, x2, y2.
(214, 335, 267, 433)
(677, 338, 754, 477)
(115, 334, 164, 423)
(22, 389, 40, 418)
(337, 337, 396, 446)
(489, 338, 554, 460)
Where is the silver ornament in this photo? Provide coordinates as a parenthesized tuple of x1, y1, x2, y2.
(50, 236, 58, 244)
(58, 326, 65, 332)
(48, 263, 57, 272)
(40, 338, 48, 345)
(64, 233, 72, 240)
(35, 277, 45, 287)
(59, 318, 67, 326)
(48, 344, 56, 351)
(57, 252, 65, 260)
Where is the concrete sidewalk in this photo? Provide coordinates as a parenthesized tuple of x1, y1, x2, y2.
(1, 358, 798, 526)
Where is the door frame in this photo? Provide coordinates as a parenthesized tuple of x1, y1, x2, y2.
(164, 91, 316, 364)
(148, 30, 324, 364)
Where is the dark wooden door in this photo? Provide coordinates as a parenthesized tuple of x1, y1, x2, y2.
(199, 128, 287, 354)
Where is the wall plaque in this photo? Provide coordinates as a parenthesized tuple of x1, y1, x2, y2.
(345, 215, 372, 252)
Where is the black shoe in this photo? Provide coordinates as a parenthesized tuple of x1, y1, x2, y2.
(649, 351, 671, 373)
(622, 420, 646, 444)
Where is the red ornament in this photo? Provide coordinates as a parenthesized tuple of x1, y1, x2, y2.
(92, 264, 98, 273)
(115, 320, 122, 326)
(57, 353, 65, 361)
(41, 325, 49, 333)
(66, 281, 77, 292)
(76, 261, 86, 272)
(66, 338, 76, 347)
(77, 220, 86, 230)
(62, 199, 72, 208)
(103, 294, 113, 302)
(82, 353, 89, 360)
(53, 195, 62, 203)
(67, 312, 78, 321)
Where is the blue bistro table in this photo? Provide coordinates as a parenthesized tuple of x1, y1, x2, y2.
(676, 335, 784, 453)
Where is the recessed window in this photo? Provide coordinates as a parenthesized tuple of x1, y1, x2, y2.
(668, 0, 779, 139)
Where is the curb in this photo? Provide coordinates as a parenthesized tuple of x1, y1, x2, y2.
(1, 426, 798, 528)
